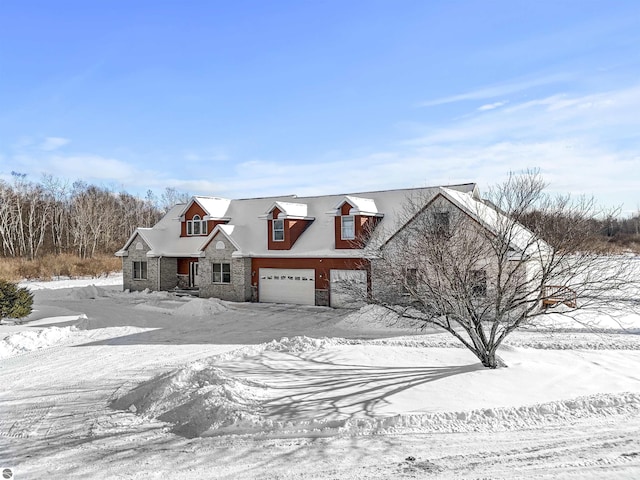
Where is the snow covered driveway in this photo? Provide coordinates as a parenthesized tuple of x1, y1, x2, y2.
(1, 281, 640, 478)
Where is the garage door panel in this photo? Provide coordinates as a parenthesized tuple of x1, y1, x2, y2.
(259, 268, 315, 305)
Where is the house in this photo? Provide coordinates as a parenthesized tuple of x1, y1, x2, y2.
(370, 186, 554, 308)
(116, 183, 522, 307)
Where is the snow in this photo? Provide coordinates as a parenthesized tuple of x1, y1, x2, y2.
(18, 272, 123, 291)
(0, 325, 77, 358)
(112, 336, 640, 439)
(2, 273, 640, 478)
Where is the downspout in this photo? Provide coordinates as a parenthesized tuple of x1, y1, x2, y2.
(157, 256, 162, 291)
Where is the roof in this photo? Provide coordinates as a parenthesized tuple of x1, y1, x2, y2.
(333, 196, 381, 216)
(118, 183, 479, 258)
(262, 201, 313, 219)
(439, 188, 553, 258)
(180, 196, 232, 219)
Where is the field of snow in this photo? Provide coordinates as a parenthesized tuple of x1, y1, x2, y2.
(1, 275, 640, 479)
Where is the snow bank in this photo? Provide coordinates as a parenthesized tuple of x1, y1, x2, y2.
(365, 332, 640, 350)
(112, 336, 351, 437)
(114, 336, 640, 439)
(347, 392, 640, 435)
(503, 332, 640, 350)
(172, 298, 228, 317)
(0, 326, 77, 358)
(19, 273, 123, 291)
(111, 362, 271, 438)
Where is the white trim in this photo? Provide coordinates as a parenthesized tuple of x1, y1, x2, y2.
(272, 219, 285, 242)
(260, 201, 313, 220)
(332, 196, 382, 217)
(212, 262, 231, 284)
(341, 215, 355, 240)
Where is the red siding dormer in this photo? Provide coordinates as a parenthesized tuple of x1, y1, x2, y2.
(181, 202, 227, 237)
(334, 201, 382, 249)
(266, 206, 313, 250)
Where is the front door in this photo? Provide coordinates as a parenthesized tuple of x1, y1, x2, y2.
(189, 261, 199, 288)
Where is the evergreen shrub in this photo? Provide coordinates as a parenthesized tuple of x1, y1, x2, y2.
(0, 280, 33, 319)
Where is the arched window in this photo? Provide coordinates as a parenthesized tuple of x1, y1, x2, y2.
(193, 215, 201, 235)
(187, 215, 208, 236)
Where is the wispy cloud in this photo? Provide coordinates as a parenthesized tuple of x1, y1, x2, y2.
(478, 101, 508, 111)
(40, 137, 70, 151)
(419, 73, 573, 107)
(1, 83, 638, 214)
(193, 83, 640, 212)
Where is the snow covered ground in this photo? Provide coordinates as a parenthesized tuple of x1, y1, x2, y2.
(1, 276, 640, 479)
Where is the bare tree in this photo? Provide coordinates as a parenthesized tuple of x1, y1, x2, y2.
(368, 171, 639, 368)
(0, 180, 17, 257)
(42, 175, 71, 255)
(160, 187, 190, 213)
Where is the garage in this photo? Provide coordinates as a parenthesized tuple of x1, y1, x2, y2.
(258, 268, 316, 305)
(330, 269, 367, 308)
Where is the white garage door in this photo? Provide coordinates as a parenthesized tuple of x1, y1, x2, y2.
(330, 269, 367, 308)
(259, 268, 315, 305)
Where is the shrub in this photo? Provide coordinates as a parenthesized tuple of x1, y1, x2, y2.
(0, 280, 33, 319)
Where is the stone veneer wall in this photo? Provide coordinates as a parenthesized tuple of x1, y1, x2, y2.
(122, 234, 156, 292)
(314, 289, 329, 307)
(198, 235, 252, 302)
(159, 257, 178, 291)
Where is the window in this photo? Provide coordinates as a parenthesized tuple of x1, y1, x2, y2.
(432, 211, 450, 236)
(273, 219, 284, 241)
(187, 215, 207, 236)
(212, 262, 231, 283)
(471, 269, 487, 297)
(341, 215, 355, 240)
(133, 261, 147, 280)
(193, 215, 201, 235)
(403, 268, 418, 294)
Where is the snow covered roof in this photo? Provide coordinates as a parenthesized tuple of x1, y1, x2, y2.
(333, 196, 381, 216)
(262, 201, 313, 220)
(180, 196, 231, 219)
(118, 184, 478, 259)
(439, 188, 553, 258)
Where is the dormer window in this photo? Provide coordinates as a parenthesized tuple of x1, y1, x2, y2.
(333, 196, 383, 249)
(179, 196, 231, 238)
(273, 219, 285, 241)
(261, 201, 314, 250)
(341, 215, 355, 240)
(187, 215, 208, 236)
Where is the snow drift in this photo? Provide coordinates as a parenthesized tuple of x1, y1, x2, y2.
(0, 326, 77, 358)
(113, 336, 640, 438)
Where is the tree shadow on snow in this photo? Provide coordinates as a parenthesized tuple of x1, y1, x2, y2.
(221, 353, 482, 426)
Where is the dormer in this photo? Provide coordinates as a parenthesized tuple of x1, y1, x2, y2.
(332, 196, 383, 249)
(260, 201, 314, 250)
(179, 196, 231, 237)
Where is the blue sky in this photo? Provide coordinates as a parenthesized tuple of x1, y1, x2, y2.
(1, 1, 639, 213)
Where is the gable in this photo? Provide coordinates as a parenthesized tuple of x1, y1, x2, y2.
(203, 231, 236, 254)
(382, 189, 550, 259)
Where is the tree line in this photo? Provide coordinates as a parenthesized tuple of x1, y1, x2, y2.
(0, 172, 637, 261)
(0, 173, 189, 260)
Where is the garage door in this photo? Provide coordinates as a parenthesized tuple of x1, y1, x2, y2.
(259, 268, 315, 305)
(330, 269, 367, 308)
